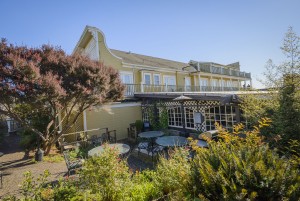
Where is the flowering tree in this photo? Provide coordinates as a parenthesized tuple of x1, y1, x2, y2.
(0, 39, 124, 154)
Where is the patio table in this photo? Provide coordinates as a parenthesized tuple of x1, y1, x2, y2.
(138, 131, 164, 139)
(195, 140, 208, 148)
(155, 136, 188, 147)
(88, 143, 130, 157)
(138, 131, 164, 148)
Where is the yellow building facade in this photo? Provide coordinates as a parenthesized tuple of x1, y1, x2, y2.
(72, 26, 252, 140)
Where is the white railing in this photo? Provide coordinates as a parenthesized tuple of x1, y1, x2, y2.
(124, 84, 241, 96)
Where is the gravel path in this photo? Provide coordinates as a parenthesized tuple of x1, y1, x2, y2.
(0, 134, 67, 199)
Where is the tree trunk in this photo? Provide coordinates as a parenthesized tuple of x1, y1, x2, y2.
(43, 141, 52, 156)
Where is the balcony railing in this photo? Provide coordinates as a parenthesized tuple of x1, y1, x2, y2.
(198, 65, 251, 78)
(124, 84, 240, 96)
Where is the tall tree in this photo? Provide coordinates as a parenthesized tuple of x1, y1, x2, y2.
(263, 27, 300, 142)
(0, 39, 124, 154)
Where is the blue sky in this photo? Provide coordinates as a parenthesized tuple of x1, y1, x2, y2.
(1, 0, 299, 88)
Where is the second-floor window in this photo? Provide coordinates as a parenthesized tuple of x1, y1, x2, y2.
(144, 73, 151, 85)
(211, 79, 219, 87)
(200, 78, 208, 86)
(153, 74, 160, 85)
(185, 77, 191, 91)
(120, 72, 133, 84)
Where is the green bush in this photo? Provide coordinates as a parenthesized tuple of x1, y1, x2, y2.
(19, 129, 38, 151)
(79, 145, 133, 200)
(154, 148, 192, 198)
(190, 120, 300, 201)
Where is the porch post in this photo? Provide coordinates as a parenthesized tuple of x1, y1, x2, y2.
(181, 101, 186, 133)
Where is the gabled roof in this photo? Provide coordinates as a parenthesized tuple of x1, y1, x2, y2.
(110, 49, 189, 71)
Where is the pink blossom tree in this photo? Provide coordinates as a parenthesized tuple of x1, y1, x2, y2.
(0, 39, 124, 154)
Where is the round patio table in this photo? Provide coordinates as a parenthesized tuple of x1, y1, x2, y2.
(138, 131, 164, 138)
(156, 136, 188, 147)
(88, 143, 130, 157)
(196, 140, 208, 148)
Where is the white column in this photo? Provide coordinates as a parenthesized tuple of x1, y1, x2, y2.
(221, 77, 224, 91)
(83, 110, 87, 131)
(198, 74, 201, 92)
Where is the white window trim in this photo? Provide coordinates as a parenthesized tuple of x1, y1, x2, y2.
(143, 72, 152, 85)
(120, 71, 134, 84)
(168, 107, 182, 128)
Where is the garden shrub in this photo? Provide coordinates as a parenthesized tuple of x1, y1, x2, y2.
(154, 148, 193, 199)
(79, 144, 133, 200)
(191, 119, 300, 201)
(19, 129, 39, 151)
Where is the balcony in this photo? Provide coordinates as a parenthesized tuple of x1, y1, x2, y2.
(124, 84, 240, 96)
(198, 65, 251, 78)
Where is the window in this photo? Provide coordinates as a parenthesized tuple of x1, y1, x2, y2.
(142, 110, 149, 122)
(120, 72, 134, 96)
(185, 77, 191, 91)
(164, 76, 176, 91)
(227, 80, 232, 87)
(200, 78, 208, 86)
(168, 107, 182, 127)
(120, 72, 133, 84)
(211, 79, 219, 87)
(221, 80, 226, 87)
(185, 108, 194, 129)
(144, 73, 151, 85)
(204, 105, 237, 131)
(153, 74, 160, 85)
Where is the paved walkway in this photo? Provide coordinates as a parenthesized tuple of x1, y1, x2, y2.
(0, 135, 153, 198)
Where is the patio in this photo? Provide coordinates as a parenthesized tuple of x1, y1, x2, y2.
(0, 134, 154, 198)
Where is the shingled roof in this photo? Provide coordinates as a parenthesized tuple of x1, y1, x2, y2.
(110, 49, 188, 71)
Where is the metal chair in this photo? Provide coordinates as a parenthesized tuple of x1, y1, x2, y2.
(102, 130, 117, 143)
(63, 151, 84, 176)
(137, 137, 150, 155)
(90, 135, 103, 147)
(146, 144, 164, 161)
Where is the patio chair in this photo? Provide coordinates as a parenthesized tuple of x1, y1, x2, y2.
(127, 123, 137, 142)
(102, 130, 117, 143)
(137, 137, 150, 156)
(143, 121, 150, 132)
(146, 144, 164, 162)
(63, 151, 84, 176)
(90, 135, 103, 147)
